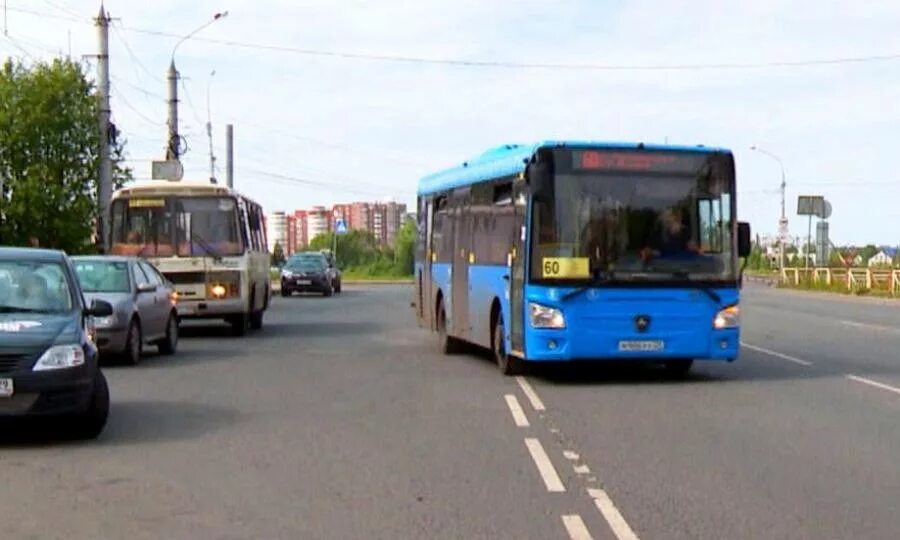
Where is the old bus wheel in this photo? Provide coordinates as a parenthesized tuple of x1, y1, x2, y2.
(493, 315, 522, 376)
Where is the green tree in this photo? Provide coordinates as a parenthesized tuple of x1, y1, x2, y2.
(392, 219, 416, 276)
(0, 58, 131, 252)
(272, 242, 286, 266)
(859, 244, 878, 264)
(309, 229, 381, 268)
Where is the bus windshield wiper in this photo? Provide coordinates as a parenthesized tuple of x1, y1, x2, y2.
(191, 231, 222, 261)
(664, 270, 722, 305)
(562, 270, 616, 301)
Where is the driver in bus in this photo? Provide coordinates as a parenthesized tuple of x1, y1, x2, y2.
(640, 207, 700, 262)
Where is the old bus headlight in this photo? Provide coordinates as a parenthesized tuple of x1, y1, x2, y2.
(529, 302, 565, 329)
(713, 305, 740, 329)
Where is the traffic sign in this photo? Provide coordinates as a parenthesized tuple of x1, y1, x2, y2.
(151, 160, 183, 181)
(335, 218, 348, 235)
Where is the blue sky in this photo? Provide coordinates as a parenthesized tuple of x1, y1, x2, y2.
(3, 0, 900, 245)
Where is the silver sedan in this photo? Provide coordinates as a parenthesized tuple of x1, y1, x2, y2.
(72, 256, 179, 365)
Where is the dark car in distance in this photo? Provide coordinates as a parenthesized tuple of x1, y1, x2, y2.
(0, 247, 114, 439)
(280, 253, 340, 297)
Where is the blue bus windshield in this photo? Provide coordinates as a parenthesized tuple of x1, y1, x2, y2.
(531, 168, 735, 283)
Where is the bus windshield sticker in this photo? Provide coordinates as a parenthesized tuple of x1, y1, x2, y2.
(128, 198, 165, 208)
(541, 257, 590, 279)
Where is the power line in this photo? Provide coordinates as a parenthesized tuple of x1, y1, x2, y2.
(118, 24, 900, 72)
(110, 81, 165, 127)
(4, 4, 84, 23)
(242, 166, 409, 198)
(110, 21, 162, 83)
(7, 4, 900, 72)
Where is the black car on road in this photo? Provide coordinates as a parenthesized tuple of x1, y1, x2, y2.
(280, 252, 340, 297)
(0, 247, 114, 439)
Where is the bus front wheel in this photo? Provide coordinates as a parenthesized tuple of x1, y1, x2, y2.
(493, 314, 522, 376)
(663, 359, 694, 378)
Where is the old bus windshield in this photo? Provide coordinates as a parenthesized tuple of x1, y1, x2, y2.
(530, 150, 736, 284)
(111, 196, 243, 257)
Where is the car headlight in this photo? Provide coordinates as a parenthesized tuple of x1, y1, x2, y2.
(713, 305, 740, 329)
(33, 344, 85, 371)
(93, 315, 116, 328)
(281, 270, 293, 278)
(529, 302, 565, 329)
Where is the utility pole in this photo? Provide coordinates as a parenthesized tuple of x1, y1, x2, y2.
(166, 61, 180, 160)
(225, 124, 234, 189)
(96, 5, 112, 252)
(206, 70, 216, 183)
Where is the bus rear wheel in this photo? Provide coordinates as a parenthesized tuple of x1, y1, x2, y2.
(436, 301, 461, 355)
(493, 314, 522, 376)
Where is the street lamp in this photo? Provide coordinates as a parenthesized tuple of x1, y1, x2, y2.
(165, 11, 229, 162)
(750, 145, 788, 271)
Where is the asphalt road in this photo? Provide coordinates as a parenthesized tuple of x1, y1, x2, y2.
(1, 284, 899, 539)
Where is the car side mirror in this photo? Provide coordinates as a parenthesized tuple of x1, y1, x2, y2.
(737, 221, 751, 258)
(86, 299, 113, 317)
(137, 282, 157, 293)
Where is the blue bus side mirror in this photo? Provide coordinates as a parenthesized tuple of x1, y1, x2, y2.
(737, 222, 751, 258)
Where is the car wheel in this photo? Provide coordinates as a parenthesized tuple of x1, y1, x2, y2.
(323, 283, 333, 297)
(123, 318, 142, 366)
(158, 312, 178, 355)
(69, 370, 109, 440)
(281, 287, 290, 297)
(334, 280, 342, 294)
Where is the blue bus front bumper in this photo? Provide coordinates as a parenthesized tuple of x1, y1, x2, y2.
(524, 327, 739, 362)
(520, 286, 741, 362)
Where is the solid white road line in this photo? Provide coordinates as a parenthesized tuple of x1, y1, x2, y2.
(524, 438, 565, 492)
(562, 514, 594, 540)
(846, 374, 900, 397)
(588, 488, 640, 540)
(504, 394, 530, 427)
(516, 376, 546, 411)
(741, 342, 813, 366)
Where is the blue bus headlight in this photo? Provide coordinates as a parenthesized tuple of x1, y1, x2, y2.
(529, 303, 566, 329)
(713, 305, 740, 329)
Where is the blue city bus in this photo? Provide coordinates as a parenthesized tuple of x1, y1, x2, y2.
(413, 141, 752, 375)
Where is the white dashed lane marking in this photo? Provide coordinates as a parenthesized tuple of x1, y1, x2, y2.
(524, 438, 566, 493)
(516, 376, 546, 411)
(562, 514, 594, 540)
(504, 394, 530, 427)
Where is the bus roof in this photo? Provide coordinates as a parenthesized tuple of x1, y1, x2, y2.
(416, 140, 731, 196)
(112, 180, 262, 206)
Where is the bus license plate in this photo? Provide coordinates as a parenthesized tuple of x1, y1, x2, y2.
(0, 378, 13, 398)
(618, 340, 664, 352)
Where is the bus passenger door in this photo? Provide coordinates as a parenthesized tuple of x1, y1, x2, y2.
(451, 188, 471, 339)
(421, 198, 434, 329)
(509, 184, 528, 355)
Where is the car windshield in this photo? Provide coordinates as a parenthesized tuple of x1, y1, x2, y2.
(286, 256, 325, 272)
(530, 150, 736, 284)
(74, 260, 131, 293)
(0, 261, 73, 313)
(109, 196, 243, 257)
